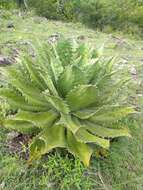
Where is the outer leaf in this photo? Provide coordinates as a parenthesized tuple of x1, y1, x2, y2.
(75, 128, 110, 149)
(61, 115, 113, 149)
(74, 105, 135, 120)
(83, 121, 131, 138)
(100, 78, 131, 103)
(67, 130, 93, 167)
(6, 67, 49, 107)
(95, 71, 116, 89)
(29, 124, 66, 162)
(0, 88, 48, 111)
(12, 110, 59, 128)
(88, 106, 135, 124)
(12, 81, 47, 107)
(73, 108, 98, 119)
(3, 119, 39, 134)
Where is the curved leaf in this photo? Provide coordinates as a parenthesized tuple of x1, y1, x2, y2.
(88, 106, 135, 124)
(21, 55, 47, 90)
(56, 38, 75, 67)
(12, 110, 59, 128)
(0, 88, 48, 111)
(67, 130, 93, 167)
(29, 124, 66, 162)
(73, 108, 98, 119)
(40, 73, 58, 96)
(44, 95, 70, 114)
(66, 85, 100, 111)
(3, 119, 40, 134)
(76, 43, 91, 67)
(83, 121, 131, 138)
(86, 61, 101, 83)
(5, 67, 50, 107)
(57, 65, 87, 97)
(74, 105, 135, 120)
(76, 128, 110, 149)
(61, 114, 81, 134)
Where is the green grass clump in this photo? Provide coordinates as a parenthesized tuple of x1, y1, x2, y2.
(0, 150, 93, 190)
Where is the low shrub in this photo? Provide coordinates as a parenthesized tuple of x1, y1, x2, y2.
(28, 0, 143, 36)
(78, 0, 143, 34)
(28, 0, 79, 21)
(0, 0, 17, 10)
(28, 0, 60, 20)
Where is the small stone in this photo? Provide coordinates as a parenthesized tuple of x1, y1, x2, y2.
(48, 33, 61, 43)
(77, 35, 86, 40)
(0, 182, 5, 189)
(7, 23, 15, 28)
(0, 56, 11, 66)
(130, 67, 137, 75)
(6, 131, 19, 140)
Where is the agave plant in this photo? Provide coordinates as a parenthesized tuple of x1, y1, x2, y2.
(0, 39, 134, 166)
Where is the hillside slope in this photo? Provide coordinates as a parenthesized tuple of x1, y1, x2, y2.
(0, 11, 143, 190)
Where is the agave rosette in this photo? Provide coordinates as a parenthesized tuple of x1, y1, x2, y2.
(0, 39, 134, 166)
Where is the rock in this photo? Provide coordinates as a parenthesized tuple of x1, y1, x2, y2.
(130, 67, 137, 75)
(0, 56, 11, 66)
(0, 182, 5, 189)
(17, 41, 30, 46)
(77, 35, 86, 40)
(48, 33, 61, 43)
(7, 131, 20, 140)
(130, 66, 137, 80)
(7, 23, 15, 28)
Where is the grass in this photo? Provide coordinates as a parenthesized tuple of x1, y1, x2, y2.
(0, 10, 143, 190)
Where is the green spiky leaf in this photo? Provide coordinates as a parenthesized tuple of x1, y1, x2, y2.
(3, 119, 40, 134)
(29, 124, 66, 162)
(57, 65, 87, 97)
(12, 109, 59, 128)
(66, 85, 101, 111)
(66, 130, 93, 167)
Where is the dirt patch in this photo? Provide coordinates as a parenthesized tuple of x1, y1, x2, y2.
(6, 132, 31, 160)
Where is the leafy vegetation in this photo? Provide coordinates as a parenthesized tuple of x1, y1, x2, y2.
(28, 0, 143, 36)
(0, 0, 17, 9)
(0, 8, 143, 190)
(0, 39, 134, 166)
